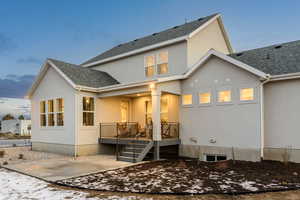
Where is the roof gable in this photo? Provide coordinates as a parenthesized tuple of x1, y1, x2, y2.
(229, 40, 300, 75)
(26, 59, 119, 98)
(82, 13, 219, 66)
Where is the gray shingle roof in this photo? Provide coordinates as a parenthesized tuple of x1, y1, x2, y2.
(48, 58, 119, 88)
(82, 13, 219, 66)
(229, 40, 300, 75)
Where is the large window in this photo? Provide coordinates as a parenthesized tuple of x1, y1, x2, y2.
(83, 97, 94, 126)
(182, 94, 193, 105)
(240, 88, 254, 101)
(40, 101, 46, 127)
(56, 98, 64, 126)
(199, 92, 211, 104)
(157, 51, 168, 74)
(145, 55, 155, 77)
(47, 100, 55, 126)
(218, 90, 231, 103)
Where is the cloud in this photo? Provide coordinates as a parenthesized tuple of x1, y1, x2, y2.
(0, 74, 35, 98)
(0, 33, 16, 54)
(16, 56, 42, 65)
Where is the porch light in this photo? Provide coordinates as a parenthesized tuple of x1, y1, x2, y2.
(137, 94, 141, 96)
(149, 83, 155, 90)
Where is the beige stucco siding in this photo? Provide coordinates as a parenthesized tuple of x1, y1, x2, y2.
(90, 42, 187, 84)
(187, 19, 230, 67)
(31, 67, 76, 145)
(264, 79, 300, 149)
(180, 56, 261, 149)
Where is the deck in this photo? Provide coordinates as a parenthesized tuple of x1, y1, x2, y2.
(99, 137, 181, 146)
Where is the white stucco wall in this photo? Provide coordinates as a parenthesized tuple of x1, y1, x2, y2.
(180, 56, 261, 149)
(187, 19, 231, 67)
(264, 79, 300, 149)
(90, 42, 188, 84)
(31, 67, 76, 145)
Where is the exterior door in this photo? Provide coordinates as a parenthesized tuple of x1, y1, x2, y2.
(120, 101, 129, 122)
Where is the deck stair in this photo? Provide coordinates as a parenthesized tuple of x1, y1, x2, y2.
(117, 140, 154, 163)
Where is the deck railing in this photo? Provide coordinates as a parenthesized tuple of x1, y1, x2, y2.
(161, 122, 179, 139)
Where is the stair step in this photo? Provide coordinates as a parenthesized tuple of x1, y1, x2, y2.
(120, 151, 140, 157)
(118, 156, 137, 163)
(126, 143, 147, 148)
(124, 147, 144, 153)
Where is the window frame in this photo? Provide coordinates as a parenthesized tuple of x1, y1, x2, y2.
(198, 89, 212, 106)
(82, 96, 95, 127)
(205, 154, 227, 162)
(56, 98, 64, 126)
(157, 51, 169, 75)
(47, 99, 55, 127)
(40, 100, 47, 127)
(216, 86, 233, 105)
(239, 86, 257, 104)
(144, 54, 156, 77)
(182, 94, 193, 106)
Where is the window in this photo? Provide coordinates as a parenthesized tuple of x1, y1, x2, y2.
(157, 51, 168, 74)
(182, 94, 193, 105)
(56, 98, 64, 126)
(199, 92, 211, 104)
(40, 101, 46, 127)
(205, 154, 227, 162)
(240, 88, 254, 101)
(83, 97, 94, 126)
(145, 55, 155, 77)
(218, 90, 231, 103)
(160, 96, 168, 123)
(48, 100, 55, 126)
(120, 101, 129, 122)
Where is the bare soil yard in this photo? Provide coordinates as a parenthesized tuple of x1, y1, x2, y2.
(57, 159, 300, 194)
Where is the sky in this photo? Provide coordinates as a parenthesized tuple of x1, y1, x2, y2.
(1, 0, 300, 98)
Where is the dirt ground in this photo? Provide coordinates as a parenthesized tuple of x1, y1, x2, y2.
(58, 159, 300, 194)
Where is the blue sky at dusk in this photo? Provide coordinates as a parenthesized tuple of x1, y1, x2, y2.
(1, 0, 300, 97)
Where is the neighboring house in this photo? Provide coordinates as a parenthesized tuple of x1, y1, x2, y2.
(26, 13, 300, 163)
(1, 119, 31, 135)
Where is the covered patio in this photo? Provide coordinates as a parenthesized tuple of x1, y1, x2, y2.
(96, 81, 181, 162)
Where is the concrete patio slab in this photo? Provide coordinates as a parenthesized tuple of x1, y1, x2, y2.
(4, 155, 135, 182)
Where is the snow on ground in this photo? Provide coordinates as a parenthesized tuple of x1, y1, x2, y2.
(0, 168, 151, 200)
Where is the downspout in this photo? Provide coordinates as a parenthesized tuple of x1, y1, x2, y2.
(260, 75, 270, 160)
(74, 87, 81, 159)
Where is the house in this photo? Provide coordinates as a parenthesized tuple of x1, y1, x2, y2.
(1, 119, 31, 135)
(27, 13, 300, 163)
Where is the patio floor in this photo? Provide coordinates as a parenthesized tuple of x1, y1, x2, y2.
(4, 154, 136, 182)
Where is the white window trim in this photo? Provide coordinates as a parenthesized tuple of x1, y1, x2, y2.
(198, 89, 213, 107)
(182, 93, 193, 107)
(40, 97, 65, 129)
(56, 98, 64, 126)
(47, 99, 55, 127)
(238, 86, 258, 104)
(144, 54, 156, 78)
(40, 100, 47, 128)
(156, 51, 169, 76)
(216, 86, 234, 105)
(82, 96, 96, 127)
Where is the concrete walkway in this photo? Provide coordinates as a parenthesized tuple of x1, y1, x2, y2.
(5, 155, 135, 182)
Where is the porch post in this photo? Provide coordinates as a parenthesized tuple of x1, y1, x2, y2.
(151, 88, 162, 141)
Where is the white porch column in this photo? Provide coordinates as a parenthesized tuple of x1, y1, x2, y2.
(151, 88, 162, 141)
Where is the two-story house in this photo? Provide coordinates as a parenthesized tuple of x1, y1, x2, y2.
(27, 13, 300, 163)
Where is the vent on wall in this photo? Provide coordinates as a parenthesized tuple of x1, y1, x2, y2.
(274, 45, 282, 49)
(236, 53, 243, 57)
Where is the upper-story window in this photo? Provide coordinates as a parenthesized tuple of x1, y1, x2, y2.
(157, 51, 168, 75)
(218, 90, 231, 103)
(240, 88, 254, 101)
(145, 51, 169, 77)
(145, 55, 155, 77)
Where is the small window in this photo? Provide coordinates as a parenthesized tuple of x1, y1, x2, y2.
(40, 101, 46, 127)
(157, 51, 168, 74)
(199, 92, 211, 104)
(182, 94, 193, 105)
(83, 97, 94, 126)
(205, 154, 227, 162)
(218, 90, 231, 103)
(145, 55, 155, 77)
(56, 98, 64, 126)
(240, 88, 254, 101)
(47, 100, 55, 126)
